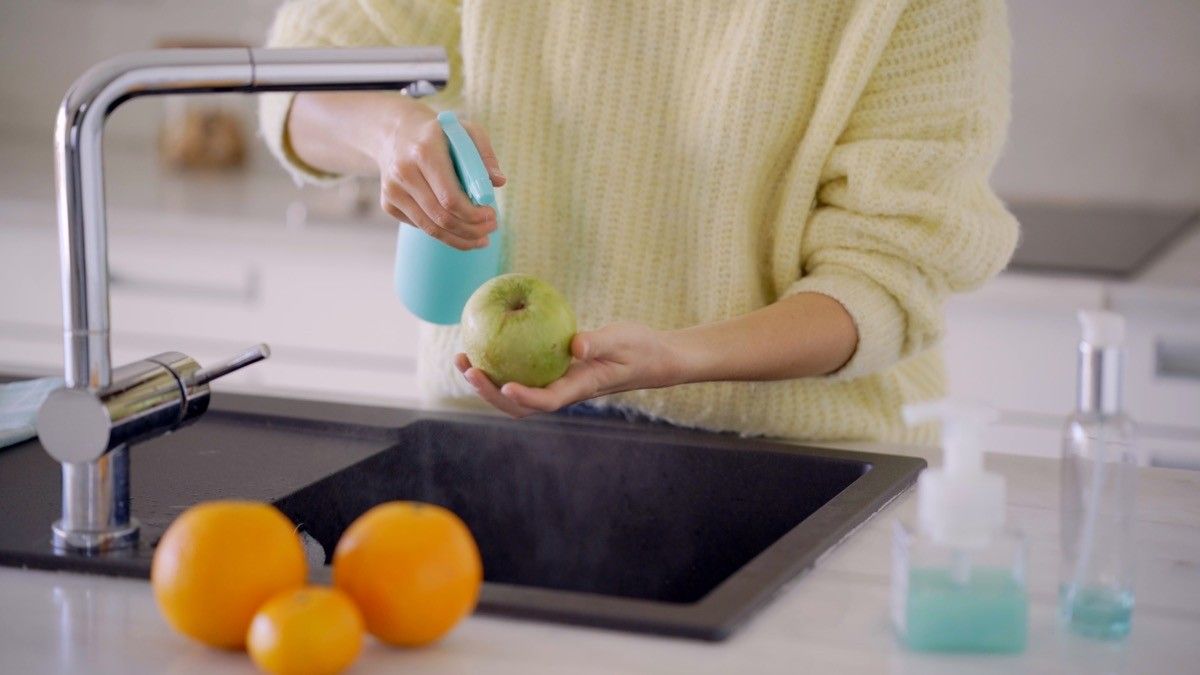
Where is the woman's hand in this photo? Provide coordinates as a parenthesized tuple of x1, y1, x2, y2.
(375, 108, 506, 250)
(452, 291, 860, 419)
(288, 93, 505, 251)
(454, 323, 681, 418)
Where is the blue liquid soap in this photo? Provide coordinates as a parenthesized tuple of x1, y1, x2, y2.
(1061, 585, 1134, 640)
(892, 401, 1028, 654)
(900, 565, 1028, 653)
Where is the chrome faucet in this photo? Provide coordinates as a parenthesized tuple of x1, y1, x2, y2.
(35, 47, 449, 553)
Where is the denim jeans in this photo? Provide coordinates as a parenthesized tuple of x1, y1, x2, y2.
(558, 402, 676, 428)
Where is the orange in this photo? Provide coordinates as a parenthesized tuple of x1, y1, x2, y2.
(151, 500, 307, 649)
(247, 586, 364, 675)
(333, 501, 482, 646)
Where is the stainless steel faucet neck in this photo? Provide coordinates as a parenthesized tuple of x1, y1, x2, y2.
(56, 47, 448, 390)
(45, 47, 448, 552)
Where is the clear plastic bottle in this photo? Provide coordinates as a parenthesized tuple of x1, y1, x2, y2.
(1060, 311, 1138, 640)
(891, 401, 1028, 653)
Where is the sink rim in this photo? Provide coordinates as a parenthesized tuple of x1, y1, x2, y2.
(0, 389, 924, 642)
(245, 395, 924, 641)
(492, 424, 918, 640)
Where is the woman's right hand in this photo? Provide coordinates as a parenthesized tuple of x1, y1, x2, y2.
(287, 93, 505, 250)
(374, 104, 506, 250)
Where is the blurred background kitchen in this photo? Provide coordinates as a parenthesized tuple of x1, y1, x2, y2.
(1, 0, 1197, 465)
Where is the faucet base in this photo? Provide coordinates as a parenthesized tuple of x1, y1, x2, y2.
(54, 445, 139, 553)
(52, 518, 139, 553)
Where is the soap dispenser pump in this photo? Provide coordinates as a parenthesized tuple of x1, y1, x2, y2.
(891, 400, 1028, 653)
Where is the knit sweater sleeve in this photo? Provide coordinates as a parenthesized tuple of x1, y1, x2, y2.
(783, 0, 1018, 380)
(257, 0, 462, 186)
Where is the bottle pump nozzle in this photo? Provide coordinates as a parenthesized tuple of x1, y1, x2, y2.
(904, 400, 1004, 549)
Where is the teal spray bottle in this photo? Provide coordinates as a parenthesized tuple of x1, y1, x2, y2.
(394, 111, 503, 324)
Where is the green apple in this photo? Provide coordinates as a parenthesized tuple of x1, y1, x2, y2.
(461, 273, 577, 387)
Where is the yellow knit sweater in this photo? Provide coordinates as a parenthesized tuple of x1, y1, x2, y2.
(260, 0, 1018, 443)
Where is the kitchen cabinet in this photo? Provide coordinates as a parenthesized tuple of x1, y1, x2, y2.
(944, 271, 1200, 467)
(0, 199, 423, 406)
(1111, 284, 1200, 468)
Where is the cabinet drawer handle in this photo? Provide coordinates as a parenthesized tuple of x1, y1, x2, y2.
(109, 267, 260, 304)
(1156, 339, 1200, 381)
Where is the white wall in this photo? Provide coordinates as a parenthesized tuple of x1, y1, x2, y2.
(0, 0, 1197, 206)
(993, 0, 1200, 208)
(0, 0, 278, 149)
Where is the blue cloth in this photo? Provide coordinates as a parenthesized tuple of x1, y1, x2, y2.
(0, 377, 62, 448)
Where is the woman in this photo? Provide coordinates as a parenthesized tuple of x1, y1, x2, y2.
(260, 0, 1017, 443)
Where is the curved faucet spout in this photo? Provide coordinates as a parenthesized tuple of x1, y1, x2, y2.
(47, 46, 448, 552)
(55, 47, 448, 390)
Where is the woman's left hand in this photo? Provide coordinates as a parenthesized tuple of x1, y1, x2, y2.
(454, 322, 681, 418)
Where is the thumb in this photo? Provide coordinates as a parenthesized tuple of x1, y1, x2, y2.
(461, 119, 506, 187)
(571, 326, 622, 361)
(571, 331, 598, 361)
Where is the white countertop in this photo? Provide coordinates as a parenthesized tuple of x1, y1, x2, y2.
(3, 444, 1198, 675)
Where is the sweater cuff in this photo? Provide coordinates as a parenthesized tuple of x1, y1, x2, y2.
(785, 269, 905, 379)
(258, 92, 346, 187)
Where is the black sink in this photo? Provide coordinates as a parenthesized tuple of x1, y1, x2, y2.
(0, 391, 923, 640)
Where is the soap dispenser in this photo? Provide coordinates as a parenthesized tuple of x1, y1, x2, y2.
(891, 400, 1028, 653)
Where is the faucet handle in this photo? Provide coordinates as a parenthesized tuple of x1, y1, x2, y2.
(174, 343, 270, 441)
(38, 344, 272, 464)
(188, 343, 271, 388)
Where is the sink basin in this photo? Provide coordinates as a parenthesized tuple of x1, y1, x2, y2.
(0, 390, 923, 640)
